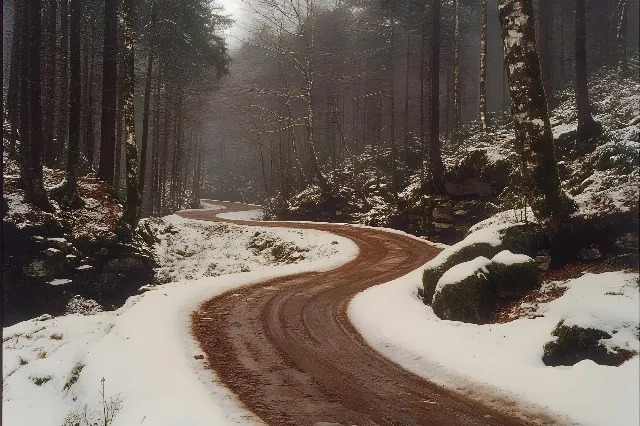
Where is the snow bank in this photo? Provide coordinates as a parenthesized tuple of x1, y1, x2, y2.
(199, 201, 227, 210)
(3, 216, 358, 426)
(350, 270, 639, 426)
(217, 210, 264, 220)
(150, 215, 344, 283)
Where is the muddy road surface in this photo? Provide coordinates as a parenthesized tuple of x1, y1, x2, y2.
(180, 201, 548, 426)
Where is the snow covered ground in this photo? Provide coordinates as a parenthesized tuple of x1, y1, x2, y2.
(350, 268, 639, 426)
(151, 214, 340, 283)
(217, 210, 264, 220)
(2, 215, 358, 426)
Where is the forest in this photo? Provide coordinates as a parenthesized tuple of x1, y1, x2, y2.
(2, 0, 640, 425)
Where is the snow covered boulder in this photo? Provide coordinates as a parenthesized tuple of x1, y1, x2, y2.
(431, 251, 540, 324)
(431, 257, 495, 323)
(487, 250, 539, 301)
(422, 222, 545, 304)
(542, 321, 635, 367)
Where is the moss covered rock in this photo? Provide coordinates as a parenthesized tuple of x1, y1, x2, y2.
(542, 321, 635, 366)
(431, 250, 540, 324)
(431, 257, 496, 323)
(423, 242, 499, 305)
(487, 250, 540, 302)
(422, 223, 545, 305)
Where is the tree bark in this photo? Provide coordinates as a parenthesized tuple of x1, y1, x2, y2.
(452, 0, 460, 140)
(616, 0, 628, 78)
(56, 0, 69, 167)
(538, 0, 554, 106)
(479, 0, 488, 131)
(123, 0, 141, 229)
(42, 0, 57, 166)
(114, 19, 125, 193)
(99, 0, 118, 184)
(498, 0, 568, 221)
(22, 0, 52, 211)
(63, 0, 82, 207)
(7, 9, 22, 157)
(85, 20, 97, 168)
(390, 18, 397, 194)
(574, 0, 601, 142)
(429, 0, 445, 193)
(419, 3, 426, 184)
(139, 1, 157, 198)
(403, 31, 411, 164)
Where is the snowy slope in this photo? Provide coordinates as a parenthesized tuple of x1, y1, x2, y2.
(2, 215, 358, 426)
(349, 269, 639, 426)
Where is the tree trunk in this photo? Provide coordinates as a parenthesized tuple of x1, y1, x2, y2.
(42, 0, 57, 166)
(574, 0, 601, 142)
(419, 3, 426, 184)
(498, 0, 568, 221)
(616, 0, 628, 78)
(139, 1, 157, 198)
(63, 0, 82, 207)
(7, 9, 22, 157)
(452, 0, 460, 139)
(114, 20, 125, 193)
(404, 31, 411, 164)
(255, 125, 269, 197)
(538, 0, 554, 106)
(390, 19, 397, 195)
(56, 0, 69, 168)
(22, 0, 52, 211)
(85, 21, 96, 168)
(123, 0, 141, 229)
(99, 0, 118, 184)
(479, 0, 488, 131)
(429, 0, 445, 193)
(151, 68, 161, 215)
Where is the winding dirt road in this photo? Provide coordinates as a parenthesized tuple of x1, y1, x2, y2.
(179, 202, 541, 426)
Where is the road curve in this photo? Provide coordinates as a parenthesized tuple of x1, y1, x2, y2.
(179, 201, 537, 426)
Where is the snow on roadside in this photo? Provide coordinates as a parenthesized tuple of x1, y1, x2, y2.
(2, 215, 358, 426)
(151, 214, 341, 283)
(217, 210, 264, 220)
(349, 269, 639, 426)
(199, 200, 227, 210)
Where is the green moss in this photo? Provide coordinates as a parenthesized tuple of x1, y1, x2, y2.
(431, 268, 496, 323)
(422, 242, 498, 305)
(430, 252, 540, 324)
(542, 322, 635, 366)
(486, 257, 539, 301)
